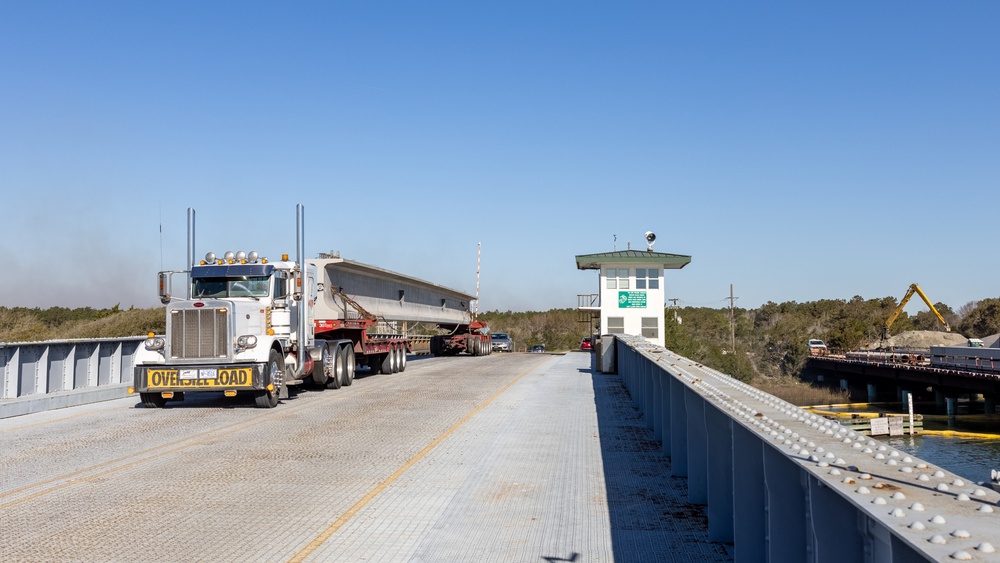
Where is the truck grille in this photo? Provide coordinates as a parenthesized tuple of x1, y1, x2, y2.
(170, 307, 229, 359)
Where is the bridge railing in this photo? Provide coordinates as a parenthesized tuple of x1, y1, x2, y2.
(611, 334, 1000, 562)
(1, 337, 143, 417)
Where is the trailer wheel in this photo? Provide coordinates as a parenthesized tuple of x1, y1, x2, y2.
(382, 347, 397, 374)
(341, 345, 356, 386)
(256, 349, 282, 408)
(326, 343, 344, 389)
(397, 346, 407, 373)
(140, 392, 166, 409)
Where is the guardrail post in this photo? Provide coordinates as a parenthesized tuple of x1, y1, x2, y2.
(5, 346, 21, 398)
(685, 386, 708, 504)
(669, 376, 687, 477)
(650, 360, 662, 440)
(705, 402, 733, 542)
(733, 424, 765, 563)
(111, 341, 124, 384)
(660, 364, 671, 455)
(98, 343, 113, 386)
(19, 347, 36, 397)
(644, 357, 655, 432)
(806, 477, 864, 562)
(36, 345, 51, 394)
(85, 343, 100, 388)
(763, 446, 806, 562)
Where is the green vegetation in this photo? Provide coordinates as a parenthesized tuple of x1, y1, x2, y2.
(0, 306, 165, 343)
(478, 309, 587, 352)
(4, 294, 998, 398)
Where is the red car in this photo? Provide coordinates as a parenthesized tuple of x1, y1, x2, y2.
(580, 337, 592, 351)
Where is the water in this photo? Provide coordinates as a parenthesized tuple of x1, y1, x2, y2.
(879, 433, 1000, 485)
(823, 402, 1000, 485)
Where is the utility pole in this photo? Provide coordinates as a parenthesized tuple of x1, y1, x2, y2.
(668, 298, 680, 322)
(727, 284, 737, 353)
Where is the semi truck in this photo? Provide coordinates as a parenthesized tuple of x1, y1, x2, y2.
(430, 320, 492, 357)
(130, 204, 484, 409)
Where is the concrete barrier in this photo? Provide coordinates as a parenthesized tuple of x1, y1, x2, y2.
(614, 334, 1000, 562)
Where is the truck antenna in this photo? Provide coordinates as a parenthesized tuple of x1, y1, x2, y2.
(158, 202, 164, 271)
(474, 242, 481, 320)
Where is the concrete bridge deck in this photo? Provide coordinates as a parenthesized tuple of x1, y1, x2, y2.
(0, 352, 731, 562)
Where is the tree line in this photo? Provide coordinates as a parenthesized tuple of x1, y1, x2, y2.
(3, 296, 999, 385)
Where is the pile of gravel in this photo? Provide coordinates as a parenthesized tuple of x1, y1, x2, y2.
(869, 330, 969, 350)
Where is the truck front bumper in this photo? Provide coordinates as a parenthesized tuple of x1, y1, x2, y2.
(133, 364, 265, 393)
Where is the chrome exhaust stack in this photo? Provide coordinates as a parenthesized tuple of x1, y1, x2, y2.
(186, 208, 196, 299)
(293, 203, 310, 378)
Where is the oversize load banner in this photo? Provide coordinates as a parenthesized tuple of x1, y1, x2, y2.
(618, 291, 646, 308)
(146, 368, 254, 388)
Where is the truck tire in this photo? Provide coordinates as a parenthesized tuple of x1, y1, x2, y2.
(312, 342, 332, 387)
(140, 392, 166, 409)
(382, 347, 397, 374)
(256, 349, 282, 408)
(341, 345, 355, 386)
(396, 346, 406, 373)
(326, 344, 344, 389)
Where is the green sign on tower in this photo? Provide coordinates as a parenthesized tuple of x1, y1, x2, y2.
(618, 291, 647, 308)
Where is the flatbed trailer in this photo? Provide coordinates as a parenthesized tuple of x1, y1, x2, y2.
(430, 320, 492, 356)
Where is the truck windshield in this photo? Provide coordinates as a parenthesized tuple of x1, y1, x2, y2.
(192, 276, 271, 298)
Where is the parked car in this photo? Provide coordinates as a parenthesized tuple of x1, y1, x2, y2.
(580, 337, 592, 351)
(529, 344, 546, 353)
(807, 339, 829, 357)
(491, 332, 514, 352)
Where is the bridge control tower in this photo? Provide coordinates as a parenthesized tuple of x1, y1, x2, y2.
(575, 235, 690, 347)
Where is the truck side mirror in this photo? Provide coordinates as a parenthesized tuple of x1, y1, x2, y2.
(158, 272, 171, 304)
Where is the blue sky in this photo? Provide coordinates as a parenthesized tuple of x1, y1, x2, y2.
(2, 2, 997, 315)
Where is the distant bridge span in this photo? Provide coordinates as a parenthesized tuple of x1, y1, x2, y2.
(807, 355, 1000, 413)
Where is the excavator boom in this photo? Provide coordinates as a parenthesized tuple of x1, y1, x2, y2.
(882, 283, 951, 342)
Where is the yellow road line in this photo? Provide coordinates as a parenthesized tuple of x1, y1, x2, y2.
(288, 357, 548, 563)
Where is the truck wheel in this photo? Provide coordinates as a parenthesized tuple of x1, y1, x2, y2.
(326, 344, 344, 389)
(382, 347, 397, 374)
(313, 342, 332, 386)
(397, 347, 407, 373)
(256, 349, 282, 408)
(140, 392, 166, 409)
(341, 345, 356, 386)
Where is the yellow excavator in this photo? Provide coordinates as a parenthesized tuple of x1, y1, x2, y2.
(881, 283, 951, 344)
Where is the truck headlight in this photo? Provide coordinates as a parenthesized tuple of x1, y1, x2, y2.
(236, 335, 258, 349)
(145, 337, 166, 351)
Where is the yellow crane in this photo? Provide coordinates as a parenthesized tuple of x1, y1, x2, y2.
(881, 283, 951, 343)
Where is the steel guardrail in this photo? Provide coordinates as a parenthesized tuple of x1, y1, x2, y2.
(612, 334, 1000, 562)
(1, 336, 144, 417)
